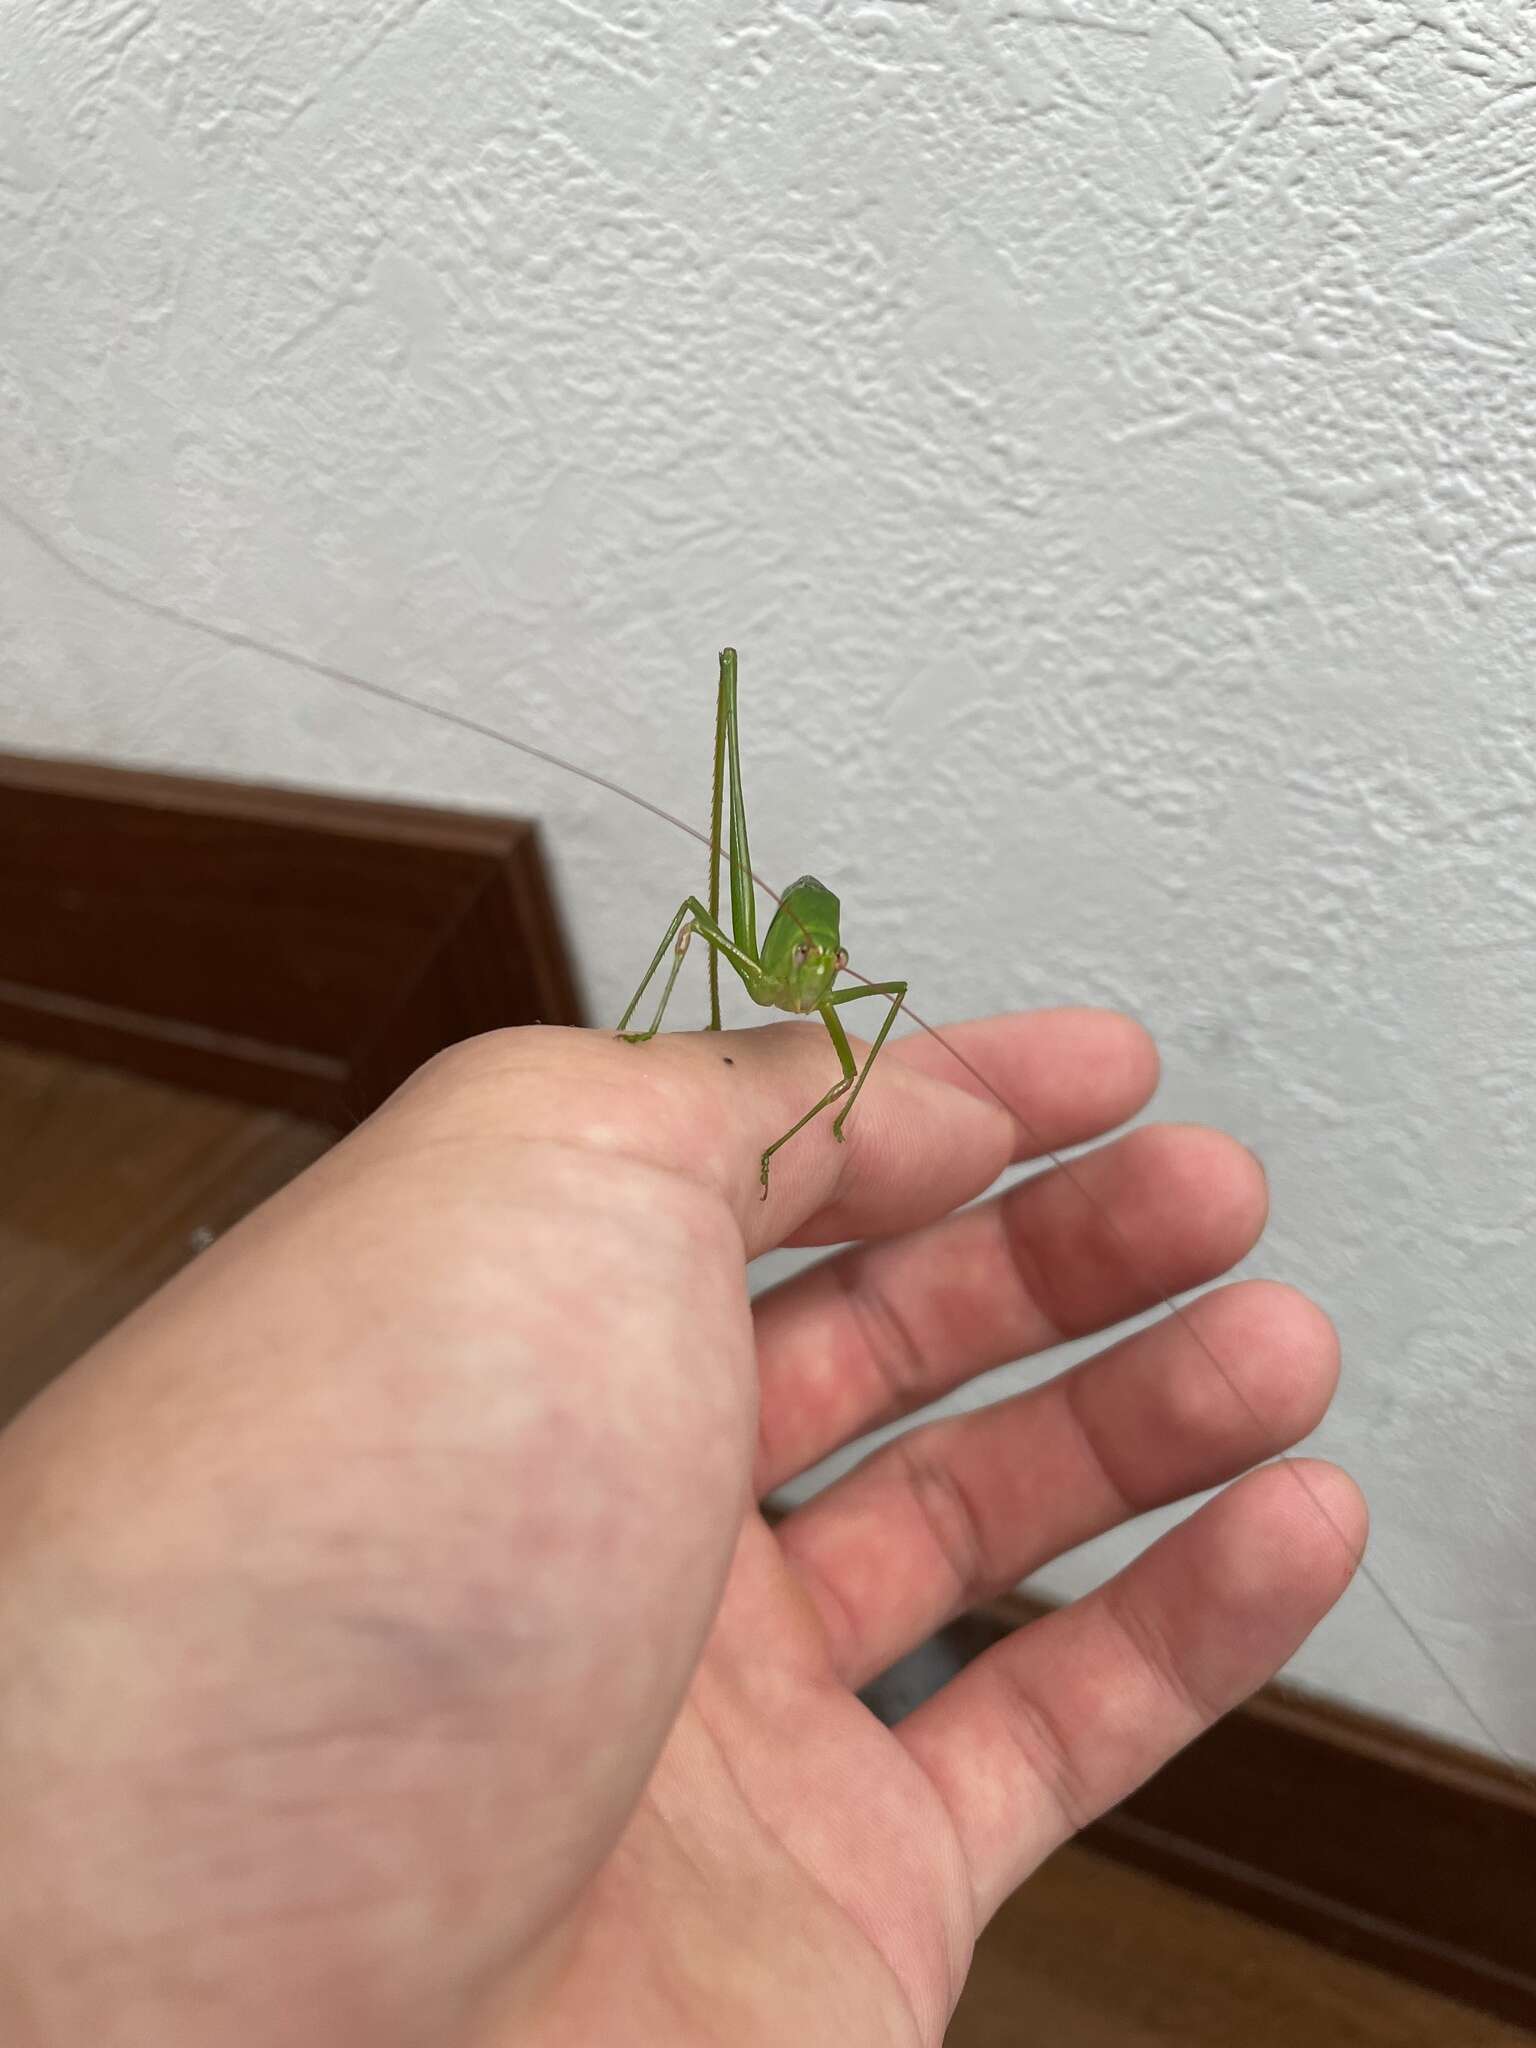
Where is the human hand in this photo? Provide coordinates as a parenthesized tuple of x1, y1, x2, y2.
(0, 1012, 1361, 2046)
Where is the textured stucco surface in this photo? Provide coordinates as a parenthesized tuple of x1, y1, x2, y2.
(2, 2, 1532, 1760)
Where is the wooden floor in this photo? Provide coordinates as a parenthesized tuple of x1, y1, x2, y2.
(951, 1847, 1531, 2045)
(0, 1041, 330, 1427)
(1, 1043, 1529, 2048)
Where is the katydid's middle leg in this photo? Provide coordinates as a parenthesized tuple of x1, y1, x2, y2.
(757, 981, 907, 1197)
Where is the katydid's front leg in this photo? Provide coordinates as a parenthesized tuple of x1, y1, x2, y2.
(757, 980, 908, 1197)
(826, 981, 907, 1139)
(616, 897, 761, 1044)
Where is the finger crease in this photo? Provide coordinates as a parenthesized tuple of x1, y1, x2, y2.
(1061, 1365, 1142, 1523)
(837, 1257, 932, 1417)
(777, 1515, 865, 1676)
(987, 1653, 1090, 1837)
(1103, 1578, 1219, 1728)
(893, 1431, 991, 1608)
(998, 1197, 1068, 1349)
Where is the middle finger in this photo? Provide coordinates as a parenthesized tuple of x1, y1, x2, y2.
(754, 1121, 1266, 1496)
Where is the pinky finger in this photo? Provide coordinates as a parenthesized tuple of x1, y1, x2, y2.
(896, 1459, 1366, 1931)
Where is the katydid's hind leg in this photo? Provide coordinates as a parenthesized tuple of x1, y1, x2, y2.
(757, 1006, 859, 1199)
(616, 900, 696, 1043)
(616, 897, 763, 1045)
(824, 981, 907, 1142)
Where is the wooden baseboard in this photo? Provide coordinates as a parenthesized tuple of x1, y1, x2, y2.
(0, 751, 584, 1123)
(862, 1594, 1536, 2033)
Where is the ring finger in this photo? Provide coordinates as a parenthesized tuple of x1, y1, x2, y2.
(774, 1276, 1340, 1689)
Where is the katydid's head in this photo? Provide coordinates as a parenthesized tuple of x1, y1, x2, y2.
(760, 875, 846, 1015)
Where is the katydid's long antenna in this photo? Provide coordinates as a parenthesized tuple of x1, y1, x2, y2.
(4, 494, 1529, 1778)
(0, 498, 773, 897)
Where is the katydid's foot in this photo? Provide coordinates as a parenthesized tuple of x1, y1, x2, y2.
(617, 1031, 653, 1045)
(759, 1154, 772, 1201)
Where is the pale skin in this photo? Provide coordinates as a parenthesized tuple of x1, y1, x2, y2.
(0, 1011, 1362, 2047)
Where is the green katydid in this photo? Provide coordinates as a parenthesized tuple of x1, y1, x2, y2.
(615, 647, 906, 1196)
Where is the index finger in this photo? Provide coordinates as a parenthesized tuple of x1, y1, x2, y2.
(773, 1005, 1161, 1249)
(582, 1005, 1159, 1256)
(878, 1005, 1159, 1163)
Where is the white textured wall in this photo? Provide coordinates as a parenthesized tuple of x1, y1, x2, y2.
(2, 2, 1532, 1762)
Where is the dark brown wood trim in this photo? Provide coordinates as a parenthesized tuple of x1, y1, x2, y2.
(0, 750, 584, 1124)
(859, 1591, 1536, 2032)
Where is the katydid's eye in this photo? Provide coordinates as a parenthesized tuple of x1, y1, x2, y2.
(793, 943, 809, 967)
(835, 950, 847, 971)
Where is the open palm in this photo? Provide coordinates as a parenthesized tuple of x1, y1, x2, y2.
(0, 1014, 1359, 2047)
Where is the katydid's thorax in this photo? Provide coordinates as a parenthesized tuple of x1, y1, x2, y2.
(756, 875, 846, 1014)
